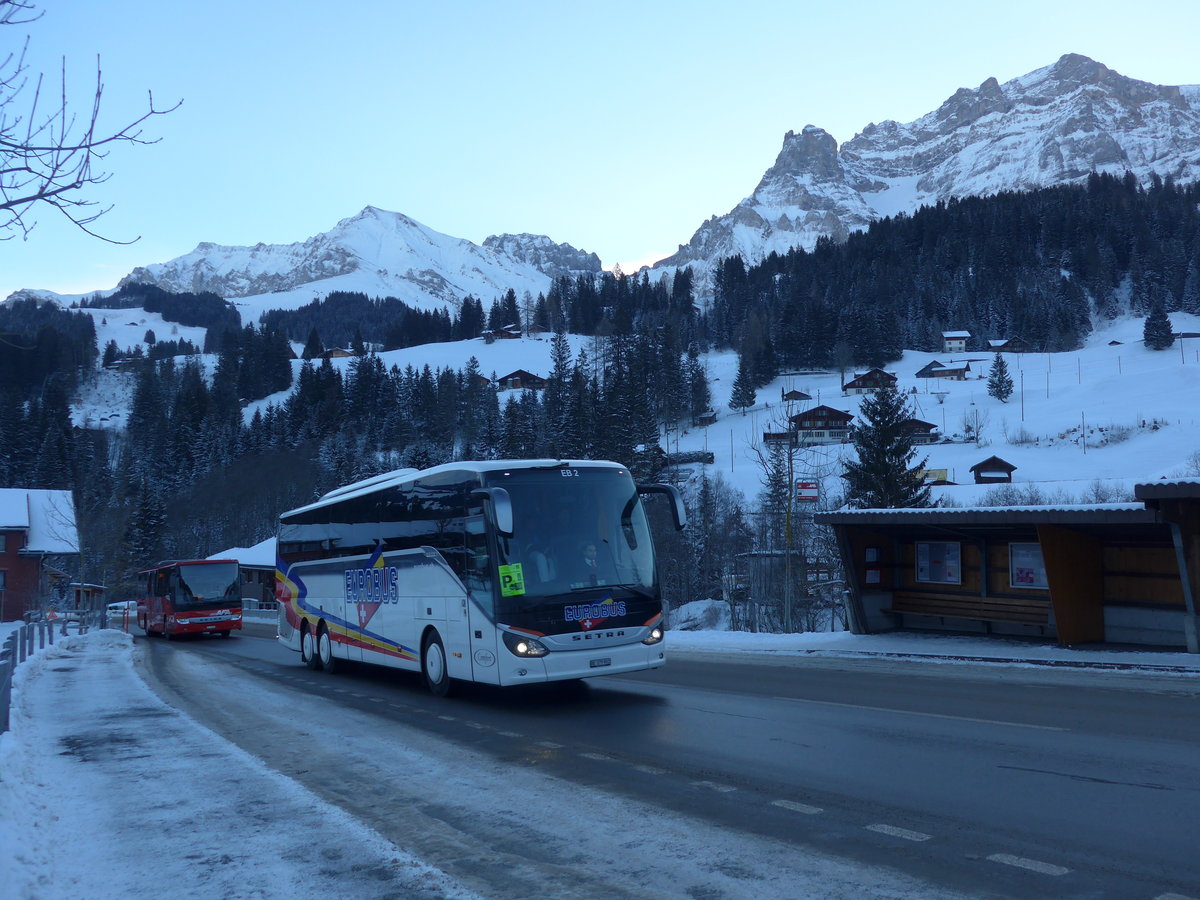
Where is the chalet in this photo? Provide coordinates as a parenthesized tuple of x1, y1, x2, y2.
(322, 348, 356, 360)
(815, 480, 1200, 652)
(969, 455, 1017, 484)
(763, 431, 799, 448)
(942, 330, 971, 353)
(696, 409, 718, 427)
(781, 388, 812, 403)
(496, 369, 547, 391)
(842, 368, 897, 395)
(923, 362, 971, 381)
(899, 418, 940, 445)
(915, 360, 946, 379)
(482, 324, 522, 341)
(0, 489, 79, 622)
(987, 337, 1033, 353)
(789, 405, 854, 444)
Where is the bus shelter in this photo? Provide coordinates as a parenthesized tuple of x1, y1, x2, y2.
(815, 480, 1200, 653)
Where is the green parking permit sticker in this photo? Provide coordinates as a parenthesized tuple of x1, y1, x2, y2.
(499, 563, 526, 596)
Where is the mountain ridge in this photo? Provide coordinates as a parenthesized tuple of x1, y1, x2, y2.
(653, 54, 1200, 280)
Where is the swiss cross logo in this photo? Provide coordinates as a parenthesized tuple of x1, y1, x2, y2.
(581, 618, 595, 630)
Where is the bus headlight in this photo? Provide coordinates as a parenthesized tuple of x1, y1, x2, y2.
(503, 631, 549, 658)
(642, 626, 664, 645)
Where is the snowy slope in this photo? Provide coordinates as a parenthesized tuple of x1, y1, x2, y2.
(71, 311, 1200, 513)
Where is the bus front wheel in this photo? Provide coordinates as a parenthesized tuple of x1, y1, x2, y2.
(421, 631, 452, 697)
(317, 624, 337, 674)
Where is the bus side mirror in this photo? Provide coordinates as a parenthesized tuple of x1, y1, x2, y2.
(638, 483, 687, 530)
(471, 487, 514, 537)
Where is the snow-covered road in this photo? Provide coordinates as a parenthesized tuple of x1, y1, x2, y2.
(2, 630, 983, 899)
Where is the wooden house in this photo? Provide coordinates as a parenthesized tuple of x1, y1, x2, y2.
(927, 362, 971, 381)
(496, 369, 547, 391)
(970, 455, 1017, 484)
(842, 368, 897, 395)
(482, 324, 523, 341)
(899, 418, 940, 445)
(987, 337, 1033, 353)
(781, 388, 812, 403)
(0, 489, 79, 621)
(789, 405, 854, 444)
(762, 431, 799, 448)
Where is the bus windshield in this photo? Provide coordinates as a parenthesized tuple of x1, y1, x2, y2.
(176, 562, 241, 609)
(487, 466, 656, 609)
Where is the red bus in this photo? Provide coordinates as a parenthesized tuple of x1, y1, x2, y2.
(137, 559, 243, 639)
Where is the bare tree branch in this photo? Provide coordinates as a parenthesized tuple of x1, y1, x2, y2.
(0, 0, 180, 243)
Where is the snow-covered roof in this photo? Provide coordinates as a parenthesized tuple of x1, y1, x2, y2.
(816, 502, 1159, 526)
(1134, 480, 1200, 500)
(942, 330, 971, 338)
(0, 489, 78, 553)
(208, 536, 276, 568)
(281, 459, 627, 518)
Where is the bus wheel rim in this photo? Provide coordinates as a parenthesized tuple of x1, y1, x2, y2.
(426, 643, 444, 682)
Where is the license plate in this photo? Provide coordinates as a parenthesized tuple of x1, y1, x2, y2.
(589, 657, 611, 668)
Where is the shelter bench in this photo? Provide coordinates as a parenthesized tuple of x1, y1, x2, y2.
(885, 591, 1050, 628)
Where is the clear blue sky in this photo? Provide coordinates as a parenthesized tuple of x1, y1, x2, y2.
(4, 0, 1199, 300)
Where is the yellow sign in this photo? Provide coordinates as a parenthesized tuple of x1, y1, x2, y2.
(498, 564, 525, 597)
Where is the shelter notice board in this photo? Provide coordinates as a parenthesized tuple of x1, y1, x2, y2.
(916, 541, 960, 584)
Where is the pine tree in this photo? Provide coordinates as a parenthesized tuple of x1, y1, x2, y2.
(843, 381, 932, 509)
(1143, 304, 1175, 350)
(302, 327, 324, 360)
(987, 354, 1014, 402)
(728, 355, 756, 414)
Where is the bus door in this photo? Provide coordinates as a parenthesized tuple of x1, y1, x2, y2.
(463, 514, 501, 685)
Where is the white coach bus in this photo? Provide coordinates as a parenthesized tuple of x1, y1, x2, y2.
(276, 459, 686, 694)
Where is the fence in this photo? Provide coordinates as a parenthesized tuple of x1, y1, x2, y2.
(1, 612, 102, 734)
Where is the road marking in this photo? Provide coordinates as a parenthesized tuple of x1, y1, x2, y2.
(1155, 894, 1200, 900)
(691, 780, 737, 793)
(497, 730, 524, 738)
(772, 799, 823, 815)
(775, 696, 1067, 731)
(536, 741, 563, 749)
(987, 853, 1070, 876)
(867, 823, 931, 842)
(437, 715, 457, 722)
(635, 764, 669, 776)
(465, 721, 487, 730)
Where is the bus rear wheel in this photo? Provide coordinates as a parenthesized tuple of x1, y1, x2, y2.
(317, 624, 337, 673)
(421, 631, 452, 697)
(301, 625, 320, 669)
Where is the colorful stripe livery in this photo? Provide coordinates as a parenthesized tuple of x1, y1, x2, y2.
(276, 554, 418, 662)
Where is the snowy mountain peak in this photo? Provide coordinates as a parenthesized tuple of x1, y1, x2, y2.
(117, 207, 601, 314)
(654, 54, 1200, 285)
(482, 233, 603, 281)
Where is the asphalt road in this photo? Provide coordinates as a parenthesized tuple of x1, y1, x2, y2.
(135, 625, 1200, 899)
